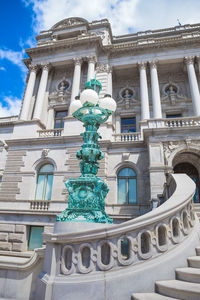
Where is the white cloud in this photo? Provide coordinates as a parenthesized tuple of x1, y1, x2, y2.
(0, 49, 26, 73)
(23, 0, 200, 35)
(0, 96, 22, 118)
(0, 67, 6, 71)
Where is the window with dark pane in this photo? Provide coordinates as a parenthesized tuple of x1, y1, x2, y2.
(117, 167, 137, 204)
(166, 114, 182, 118)
(54, 110, 68, 129)
(28, 226, 44, 250)
(35, 164, 54, 200)
(121, 118, 136, 133)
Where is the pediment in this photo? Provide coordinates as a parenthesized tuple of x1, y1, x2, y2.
(51, 18, 88, 30)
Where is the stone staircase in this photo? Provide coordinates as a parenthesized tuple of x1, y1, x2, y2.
(132, 246, 200, 300)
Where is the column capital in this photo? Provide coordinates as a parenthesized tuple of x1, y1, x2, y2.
(73, 57, 82, 66)
(196, 55, 200, 63)
(29, 64, 38, 72)
(86, 55, 97, 64)
(184, 56, 195, 65)
(41, 62, 51, 71)
(138, 61, 147, 70)
(149, 60, 158, 69)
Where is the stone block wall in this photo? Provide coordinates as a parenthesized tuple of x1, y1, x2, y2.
(0, 223, 27, 252)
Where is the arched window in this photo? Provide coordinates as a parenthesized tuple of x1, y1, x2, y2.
(35, 164, 54, 200)
(117, 167, 137, 204)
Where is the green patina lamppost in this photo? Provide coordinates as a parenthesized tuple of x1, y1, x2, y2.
(56, 79, 116, 223)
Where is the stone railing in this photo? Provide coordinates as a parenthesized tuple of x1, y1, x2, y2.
(44, 173, 196, 276)
(30, 200, 50, 210)
(113, 132, 142, 142)
(38, 129, 63, 137)
(0, 115, 18, 125)
(164, 117, 200, 128)
(140, 116, 200, 130)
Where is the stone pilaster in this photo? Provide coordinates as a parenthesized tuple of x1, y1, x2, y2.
(185, 56, 200, 116)
(107, 66, 113, 96)
(33, 63, 50, 120)
(20, 64, 37, 120)
(47, 106, 55, 129)
(138, 62, 150, 120)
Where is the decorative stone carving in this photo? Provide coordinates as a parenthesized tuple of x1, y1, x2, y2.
(96, 63, 111, 73)
(73, 57, 82, 66)
(42, 149, 49, 158)
(161, 82, 186, 104)
(163, 142, 179, 160)
(184, 56, 195, 65)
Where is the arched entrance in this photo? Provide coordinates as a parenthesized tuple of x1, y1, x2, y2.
(174, 162, 200, 203)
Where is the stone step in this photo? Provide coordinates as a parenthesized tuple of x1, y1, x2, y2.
(155, 280, 200, 300)
(187, 256, 200, 268)
(176, 267, 200, 283)
(132, 293, 177, 300)
(196, 247, 200, 256)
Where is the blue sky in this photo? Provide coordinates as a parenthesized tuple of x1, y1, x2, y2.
(0, 0, 200, 117)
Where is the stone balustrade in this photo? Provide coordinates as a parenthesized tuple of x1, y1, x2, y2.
(44, 174, 196, 276)
(30, 200, 50, 210)
(164, 116, 200, 128)
(38, 128, 63, 137)
(113, 132, 142, 142)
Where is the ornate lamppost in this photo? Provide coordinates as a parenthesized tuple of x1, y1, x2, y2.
(56, 79, 116, 223)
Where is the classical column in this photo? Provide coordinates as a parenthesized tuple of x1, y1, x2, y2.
(138, 62, 150, 120)
(149, 61, 162, 118)
(33, 63, 50, 120)
(87, 56, 96, 82)
(107, 66, 113, 96)
(185, 56, 200, 116)
(70, 58, 82, 105)
(20, 65, 37, 120)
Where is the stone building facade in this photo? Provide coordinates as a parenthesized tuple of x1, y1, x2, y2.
(0, 17, 200, 253)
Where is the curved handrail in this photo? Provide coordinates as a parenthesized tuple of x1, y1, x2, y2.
(46, 174, 195, 243)
(44, 174, 197, 275)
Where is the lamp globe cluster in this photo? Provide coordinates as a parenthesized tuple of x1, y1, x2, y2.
(69, 80, 117, 115)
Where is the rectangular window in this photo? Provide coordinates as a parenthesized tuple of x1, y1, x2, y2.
(54, 110, 68, 129)
(166, 113, 182, 118)
(28, 226, 44, 250)
(121, 118, 136, 133)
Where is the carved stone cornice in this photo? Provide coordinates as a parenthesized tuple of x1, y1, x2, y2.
(184, 56, 194, 65)
(138, 61, 147, 71)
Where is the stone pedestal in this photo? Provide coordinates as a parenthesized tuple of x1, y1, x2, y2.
(35, 221, 112, 300)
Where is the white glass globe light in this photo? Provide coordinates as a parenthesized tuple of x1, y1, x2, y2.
(80, 89, 99, 105)
(69, 100, 82, 114)
(99, 95, 117, 112)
